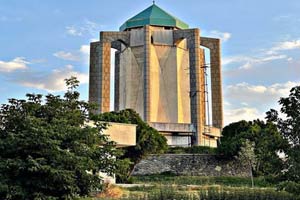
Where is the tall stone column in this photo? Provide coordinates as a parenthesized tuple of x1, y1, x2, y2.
(89, 41, 111, 113)
(210, 39, 223, 129)
(89, 41, 100, 114)
(189, 29, 206, 146)
(114, 51, 120, 111)
(201, 37, 223, 129)
(174, 28, 206, 145)
(143, 25, 151, 121)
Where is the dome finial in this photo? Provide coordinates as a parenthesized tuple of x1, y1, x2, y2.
(152, 0, 155, 4)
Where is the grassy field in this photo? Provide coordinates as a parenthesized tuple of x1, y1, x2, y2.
(131, 174, 274, 188)
(80, 175, 298, 200)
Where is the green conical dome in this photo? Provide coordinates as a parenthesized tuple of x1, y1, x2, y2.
(120, 4, 189, 31)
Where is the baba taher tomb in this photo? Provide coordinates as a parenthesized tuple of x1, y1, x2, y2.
(89, 3, 223, 147)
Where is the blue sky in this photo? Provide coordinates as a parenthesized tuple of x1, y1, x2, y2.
(0, 0, 300, 124)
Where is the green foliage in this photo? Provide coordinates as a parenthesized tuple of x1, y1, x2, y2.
(236, 140, 257, 187)
(115, 158, 133, 184)
(266, 85, 300, 182)
(277, 181, 300, 197)
(0, 77, 119, 200)
(124, 185, 296, 200)
(132, 174, 274, 188)
(198, 186, 296, 200)
(93, 109, 167, 182)
(217, 120, 288, 176)
(166, 146, 217, 154)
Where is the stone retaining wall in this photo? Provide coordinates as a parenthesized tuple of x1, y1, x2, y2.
(132, 154, 250, 177)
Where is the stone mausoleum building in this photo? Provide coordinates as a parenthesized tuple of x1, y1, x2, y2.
(89, 3, 223, 147)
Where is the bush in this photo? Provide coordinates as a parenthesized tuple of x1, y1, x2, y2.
(199, 187, 296, 200)
(166, 146, 217, 154)
(132, 175, 274, 188)
(122, 185, 297, 200)
(0, 77, 119, 200)
(277, 181, 300, 197)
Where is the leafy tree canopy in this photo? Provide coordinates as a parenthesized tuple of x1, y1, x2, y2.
(266, 85, 300, 182)
(0, 77, 119, 200)
(218, 120, 288, 176)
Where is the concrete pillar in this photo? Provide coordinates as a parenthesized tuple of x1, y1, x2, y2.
(174, 28, 206, 145)
(89, 41, 101, 114)
(200, 37, 223, 129)
(89, 41, 111, 113)
(143, 26, 151, 121)
(114, 51, 120, 111)
(89, 31, 129, 114)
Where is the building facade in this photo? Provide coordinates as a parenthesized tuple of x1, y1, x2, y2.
(89, 4, 223, 147)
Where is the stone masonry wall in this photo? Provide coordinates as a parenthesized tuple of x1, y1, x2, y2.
(132, 154, 250, 177)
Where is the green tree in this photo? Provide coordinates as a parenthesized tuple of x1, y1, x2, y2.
(266, 85, 300, 182)
(218, 120, 288, 176)
(94, 109, 168, 181)
(0, 77, 119, 200)
(236, 140, 257, 188)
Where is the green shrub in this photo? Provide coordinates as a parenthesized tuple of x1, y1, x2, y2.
(166, 146, 217, 154)
(122, 185, 297, 200)
(133, 175, 274, 188)
(277, 181, 300, 196)
(199, 187, 296, 200)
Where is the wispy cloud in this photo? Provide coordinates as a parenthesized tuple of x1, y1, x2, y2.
(66, 19, 102, 37)
(224, 81, 300, 125)
(14, 65, 88, 92)
(267, 39, 300, 55)
(223, 38, 300, 70)
(223, 54, 287, 69)
(204, 30, 231, 42)
(53, 51, 81, 61)
(53, 44, 90, 62)
(224, 107, 264, 125)
(0, 57, 29, 72)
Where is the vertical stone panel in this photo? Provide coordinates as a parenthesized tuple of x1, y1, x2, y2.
(89, 31, 130, 114)
(114, 51, 120, 111)
(175, 29, 204, 145)
(199, 48, 206, 146)
(88, 41, 111, 113)
(143, 26, 151, 121)
(100, 42, 111, 112)
(89, 42, 101, 114)
(200, 37, 223, 129)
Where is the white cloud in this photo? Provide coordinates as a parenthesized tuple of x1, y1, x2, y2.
(223, 38, 300, 71)
(66, 26, 83, 36)
(66, 20, 101, 37)
(53, 51, 81, 61)
(225, 81, 299, 104)
(267, 39, 300, 55)
(224, 81, 300, 125)
(16, 65, 88, 92)
(54, 44, 90, 62)
(224, 107, 264, 125)
(0, 57, 29, 72)
(80, 45, 90, 55)
(205, 30, 231, 42)
(223, 54, 287, 69)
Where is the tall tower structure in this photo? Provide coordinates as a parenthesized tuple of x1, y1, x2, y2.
(89, 4, 223, 147)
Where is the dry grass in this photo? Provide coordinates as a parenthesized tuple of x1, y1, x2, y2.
(96, 184, 123, 199)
